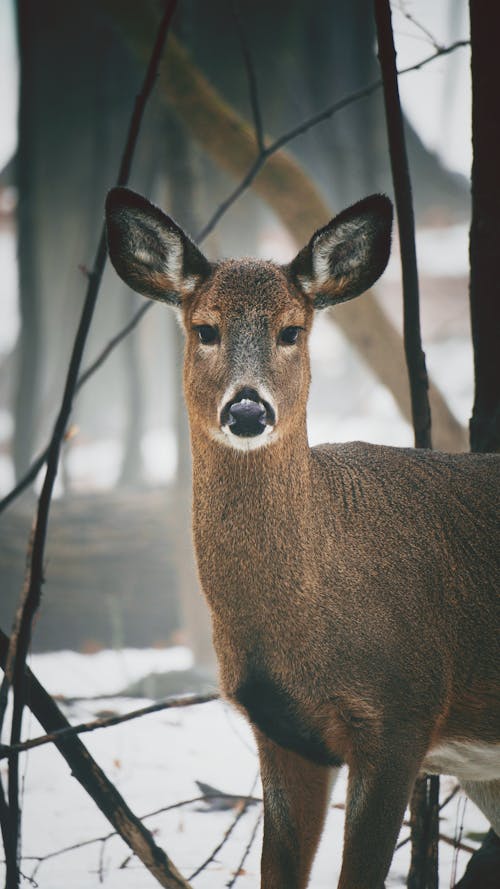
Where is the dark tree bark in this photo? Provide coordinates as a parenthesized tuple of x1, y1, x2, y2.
(469, 1, 500, 453)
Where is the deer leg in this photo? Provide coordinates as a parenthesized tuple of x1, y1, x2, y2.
(338, 750, 422, 889)
(256, 730, 338, 889)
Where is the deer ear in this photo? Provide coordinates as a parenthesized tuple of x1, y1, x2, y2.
(288, 194, 393, 309)
(105, 188, 210, 306)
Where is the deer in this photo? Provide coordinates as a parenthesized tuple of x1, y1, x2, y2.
(105, 187, 500, 889)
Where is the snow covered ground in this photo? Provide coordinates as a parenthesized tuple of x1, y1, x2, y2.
(0, 647, 488, 888)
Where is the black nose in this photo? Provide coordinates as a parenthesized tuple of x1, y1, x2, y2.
(229, 399, 266, 437)
(221, 387, 274, 438)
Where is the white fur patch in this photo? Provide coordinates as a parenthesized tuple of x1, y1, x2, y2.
(161, 230, 184, 288)
(423, 741, 500, 782)
(297, 275, 314, 294)
(217, 422, 276, 452)
(312, 218, 370, 284)
(217, 384, 277, 424)
(312, 235, 337, 284)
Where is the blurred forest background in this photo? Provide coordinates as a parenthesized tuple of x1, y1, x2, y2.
(0, 0, 473, 668)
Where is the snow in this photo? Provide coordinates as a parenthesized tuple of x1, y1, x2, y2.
(0, 647, 488, 888)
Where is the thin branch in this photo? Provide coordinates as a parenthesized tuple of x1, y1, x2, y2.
(23, 793, 262, 882)
(0, 3, 182, 885)
(0, 627, 191, 888)
(196, 155, 264, 242)
(0, 301, 153, 513)
(0, 35, 469, 516)
(396, 829, 475, 856)
(188, 774, 259, 881)
(231, 1, 265, 152)
(0, 691, 219, 759)
(266, 40, 469, 154)
(76, 302, 152, 392)
(395, 2, 443, 50)
(25, 800, 209, 870)
(226, 809, 262, 888)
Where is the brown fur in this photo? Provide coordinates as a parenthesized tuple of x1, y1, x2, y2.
(105, 188, 500, 889)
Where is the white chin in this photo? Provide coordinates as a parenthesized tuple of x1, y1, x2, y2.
(213, 424, 276, 452)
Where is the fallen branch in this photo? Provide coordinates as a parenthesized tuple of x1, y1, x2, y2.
(0, 628, 191, 888)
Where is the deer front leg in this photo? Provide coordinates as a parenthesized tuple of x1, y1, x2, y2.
(338, 749, 422, 889)
(256, 730, 338, 889)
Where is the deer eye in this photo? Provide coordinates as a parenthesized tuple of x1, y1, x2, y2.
(194, 324, 219, 345)
(278, 326, 302, 346)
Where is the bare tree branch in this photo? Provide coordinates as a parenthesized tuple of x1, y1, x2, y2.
(0, 628, 192, 888)
(395, 2, 443, 50)
(0, 691, 219, 759)
(188, 774, 259, 880)
(231, 1, 265, 152)
(226, 809, 263, 888)
(0, 4, 181, 886)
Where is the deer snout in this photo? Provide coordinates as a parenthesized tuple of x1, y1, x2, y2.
(220, 387, 276, 439)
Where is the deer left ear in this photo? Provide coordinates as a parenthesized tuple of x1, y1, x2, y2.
(288, 194, 393, 309)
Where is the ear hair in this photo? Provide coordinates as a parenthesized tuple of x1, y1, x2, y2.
(288, 194, 393, 309)
(105, 188, 210, 306)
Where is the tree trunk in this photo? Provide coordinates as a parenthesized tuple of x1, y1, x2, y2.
(469, 1, 500, 453)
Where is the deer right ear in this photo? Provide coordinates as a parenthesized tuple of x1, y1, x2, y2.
(105, 188, 210, 306)
(288, 194, 393, 309)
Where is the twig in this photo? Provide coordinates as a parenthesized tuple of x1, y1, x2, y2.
(98, 838, 106, 884)
(231, 1, 265, 152)
(0, 691, 219, 759)
(438, 784, 460, 812)
(23, 794, 262, 879)
(0, 3, 184, 885)
(188, 774, 259, 881)
(0, 627, 191, 888)
(0, 35, 469, 515)
(451, 795, 468, 886)
(396, 829, 475, 855)
(395, 2, 443, 50)
(226, 809, 263, 888)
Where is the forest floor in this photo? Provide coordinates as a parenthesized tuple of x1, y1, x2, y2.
(0, 646, 487, 888)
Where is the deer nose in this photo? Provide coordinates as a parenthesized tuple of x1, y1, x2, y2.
(221, 387, 275, 438)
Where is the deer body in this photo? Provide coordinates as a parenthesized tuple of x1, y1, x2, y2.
(106, 189, 500, 889)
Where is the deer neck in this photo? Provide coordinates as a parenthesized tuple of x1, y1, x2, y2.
(190, 426, 313, 628)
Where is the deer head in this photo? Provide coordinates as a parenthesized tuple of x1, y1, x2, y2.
(105, 189, 392, 451)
